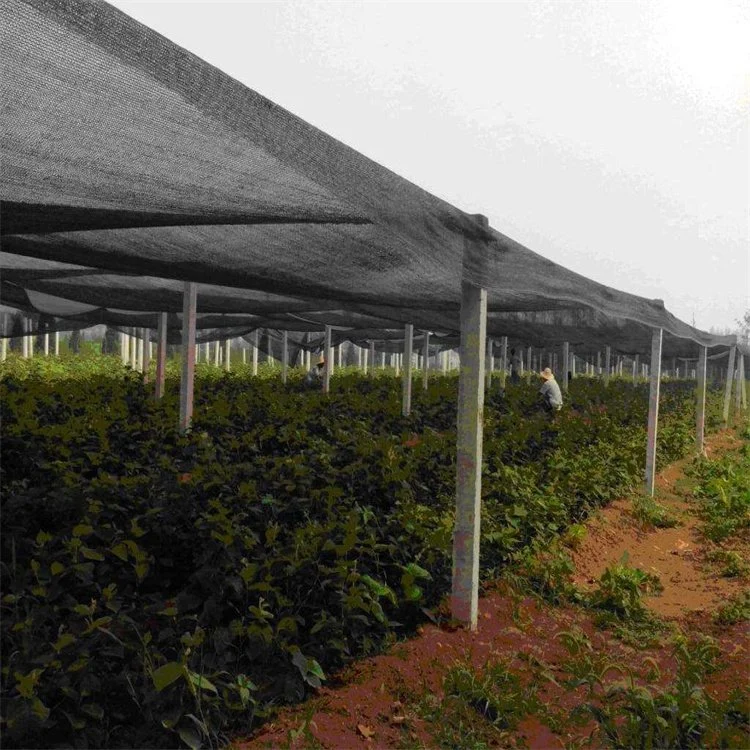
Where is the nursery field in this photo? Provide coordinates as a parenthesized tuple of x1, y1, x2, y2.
(0, 355, 739, 749)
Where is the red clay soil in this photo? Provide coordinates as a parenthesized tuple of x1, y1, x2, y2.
(233, 429, 749, 750)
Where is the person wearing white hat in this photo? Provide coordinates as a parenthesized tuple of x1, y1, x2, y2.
(304, 353, 326, 390)
(539, 367, 563, 413)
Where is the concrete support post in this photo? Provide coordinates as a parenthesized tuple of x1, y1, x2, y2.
(527, 346, 532, 377)
(734, 350, 745, 414)
(452, 278, 487, 630)
(363, 345, 368, 375)
(118, 331, 126, 364)
(155, 313, 167, 399)
(500, 336, 508, 388)
(357, 346, 362, 370)
(645, 328, 663, 497)
(137, 330, 145, 373)
(252, 332, 259, 376)
(422, 331, 430, 390)
(485, 338, 493, 391)
(44, 333, 49, 356)
(605, 346, 612, 380)
(243, 347, 247, 365)
(696, 345, 707, 454)
(179, 282, 197, 433)
(1, 338, 6, 362)
(395, 352, 400, 377)
(324, 326, 332, 394)
(562, 341, 570, 393)
(402, 324, 413, 416)
(381, 351, 386, 369)
(267, 334, 273, 368)
(281, 331, 288, 383)
(129, 329, 137, 369)
(142, 328, 151, 381)
(54, 331, 59, 356)
(225, 338, 231, 372)
(370, 340, 376, 377)
(741, 355, 747, 410)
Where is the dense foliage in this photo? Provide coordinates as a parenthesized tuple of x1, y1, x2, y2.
(0, 355, 725, 748)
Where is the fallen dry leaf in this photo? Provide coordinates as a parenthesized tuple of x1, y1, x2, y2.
(357, 724, 375, 740)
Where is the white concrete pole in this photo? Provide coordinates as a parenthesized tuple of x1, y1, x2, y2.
(734, 350, 745, 414)
(741, 355, 747, 410)
(362, 345, 368, 375)
(381, 351, 386, 369)
(142, 328, 151, 381)
(324, 326, 332, 393)
(21, 319, 28, 358)
(485, 337, 493, 390)
(267, 333, 274, 368)
(129, 329, 137, 369)
(395, 352, 400, 377)
(696, 345, 707, 455)
(452, 277, 487, 630)
(1, 338, 6, 362)
(252, 332, 259, 375)
(596, 350, 602, 375)
(337, 343, 342, 369)
(44, 333, 49, 356)
(527, 346, 532, 376)
(357, 345, 362, 370)
(645, 328, 663, 497)
(225, 338, 231, 372)
(562, 341, 570, 393)
(604, 346, 611, 378)
(138, 330, 145, 373)
(422, 331, 430, 390)
(402, 324, 413, 416)
(500, 336, 508, 387)
(213, 340, 220, 367)
(370, 340, 376, 377)
(281, 332, 288, 382)
(155, 313, 167, 399)
(179, 282, 197, 433)
(54, 331, 59, 356)
(242, 347, 247, 365)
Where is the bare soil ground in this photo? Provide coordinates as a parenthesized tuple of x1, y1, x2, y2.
(233, 429, 749, 750)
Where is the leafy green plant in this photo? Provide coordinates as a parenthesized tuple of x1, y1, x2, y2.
(632, 494, 680, 529)
(587, 553, 663, 621)
(418, 659, 539, 749)
(706, 549, 749, 578)
(713, 590, 750, 626)
(579, 635, 748, 749)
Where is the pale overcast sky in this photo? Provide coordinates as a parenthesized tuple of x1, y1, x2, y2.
(110, 0, 749, 332)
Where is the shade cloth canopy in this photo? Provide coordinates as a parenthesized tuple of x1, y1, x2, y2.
(0, 0, 738, 359)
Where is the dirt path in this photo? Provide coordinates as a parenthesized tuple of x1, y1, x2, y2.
(233, 429, 749, 750)
(571, 429, 748, 619)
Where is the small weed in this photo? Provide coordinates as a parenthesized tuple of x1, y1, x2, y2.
(632, 494, 680, 529)
(706, 549, 749, 578)
(579, 634, 748, 749)
(562, 523, 587, 549)
(713, 590, 750, 626)
(418, 660, 537, 749)
(511, 542, 581, 605)
(556, 627, 629, 695)
(587, 553, 663, 621)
